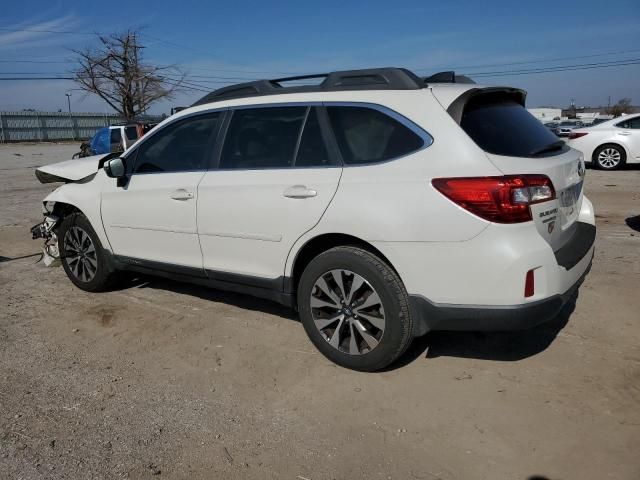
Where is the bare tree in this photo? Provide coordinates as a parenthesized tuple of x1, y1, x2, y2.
(607, 98, 633, 117)
(73, 30, 185, 121)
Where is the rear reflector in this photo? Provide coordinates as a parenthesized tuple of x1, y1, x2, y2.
(432, 175, 555, 223)
(524, 269, 535, 298)
(568, 132, 588, 140)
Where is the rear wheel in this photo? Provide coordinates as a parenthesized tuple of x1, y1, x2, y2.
(297, 246, 413, 371)
(57, 213, 119, 292)
(594, 144, 625, 170)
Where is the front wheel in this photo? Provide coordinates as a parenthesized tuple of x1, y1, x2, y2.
(57, 213, 119, 292)
(594, 144, 626, 170)
(297, 246, 413, 371)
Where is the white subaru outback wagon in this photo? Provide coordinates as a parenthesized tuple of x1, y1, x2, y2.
(32, 68, 595, 371)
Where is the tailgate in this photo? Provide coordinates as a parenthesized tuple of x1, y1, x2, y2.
(487, 149, 586, 251)
(442, 86, 587, 252)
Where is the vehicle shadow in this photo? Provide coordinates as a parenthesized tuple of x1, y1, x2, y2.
(119, 274, 578, 368)
(122, 274, 298, 320)
(625, 215, 640, 232)
(389, 290, 579, 369)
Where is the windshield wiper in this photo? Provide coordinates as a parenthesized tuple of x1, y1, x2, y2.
(529, 140, 565, 156)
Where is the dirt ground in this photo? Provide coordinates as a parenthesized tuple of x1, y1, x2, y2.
(1, 142, 639, 480)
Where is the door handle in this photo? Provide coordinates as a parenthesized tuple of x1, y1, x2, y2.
(170, 189, 194, 200)
(283, 185, 317, 199)
(618, 131, 631, 136)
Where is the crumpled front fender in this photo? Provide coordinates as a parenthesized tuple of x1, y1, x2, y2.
(41, 177, 112, 252)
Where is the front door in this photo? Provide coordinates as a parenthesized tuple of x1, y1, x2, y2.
(197, 106, 342, 283)
(101, 112, 222, 269)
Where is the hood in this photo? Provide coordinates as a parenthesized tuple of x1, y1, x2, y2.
(35, 154, 110, 184)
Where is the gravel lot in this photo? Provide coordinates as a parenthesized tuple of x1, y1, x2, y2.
(1, 142, 639, 480)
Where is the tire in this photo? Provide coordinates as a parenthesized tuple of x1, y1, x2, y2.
(594, 144, 626, 170)
(57, 212, 119, 292)
(297, 246, 413, 371)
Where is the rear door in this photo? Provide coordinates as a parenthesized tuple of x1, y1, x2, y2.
(197, 105, 342, 283)
(450, 90, 586, 251)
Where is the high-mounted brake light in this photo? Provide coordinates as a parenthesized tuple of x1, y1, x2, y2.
(568, 132, 588, 140)
(432, 175, 555, 223)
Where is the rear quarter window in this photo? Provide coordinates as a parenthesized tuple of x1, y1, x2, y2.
(327, 106, 425, 165)
(460, 95, 562, 157)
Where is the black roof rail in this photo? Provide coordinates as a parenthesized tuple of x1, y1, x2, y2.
(423, 71, 476, 85)
(192, 67, 424, 106)
(191, 67, 473, 106)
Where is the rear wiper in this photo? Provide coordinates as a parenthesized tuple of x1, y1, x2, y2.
(529, 140, 565, 156)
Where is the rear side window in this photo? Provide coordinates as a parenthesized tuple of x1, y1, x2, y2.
(125, 125, 138, 140)
(616, 117, 640, 129)
(460, 96, 562, 157)
(327, 106, 424, 165)
(133, 113, 221, 174)
(220, 107, 307, 169)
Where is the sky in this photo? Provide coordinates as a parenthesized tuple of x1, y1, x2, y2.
(0, 0, 639, 115)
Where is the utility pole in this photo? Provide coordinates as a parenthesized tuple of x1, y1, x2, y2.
(65, 93, 75, 140)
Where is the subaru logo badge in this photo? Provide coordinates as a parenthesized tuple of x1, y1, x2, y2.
(577, 161, 585, 177)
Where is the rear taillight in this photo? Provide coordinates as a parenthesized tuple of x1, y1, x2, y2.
(432, 175, 555, 223)
(568, 132, 588, 140)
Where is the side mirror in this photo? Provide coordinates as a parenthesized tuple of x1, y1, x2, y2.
(104, 158, 126, 178)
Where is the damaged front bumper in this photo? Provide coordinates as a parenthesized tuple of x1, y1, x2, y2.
(31, 215, 60, 266)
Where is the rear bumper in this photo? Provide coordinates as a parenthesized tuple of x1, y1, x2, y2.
(409, 251, 592, 333)
(409, 220, 595, 334)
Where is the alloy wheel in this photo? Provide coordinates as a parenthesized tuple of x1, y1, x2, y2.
(63, 226, 98, 282)
(310, 269, 386, 355)
(598, 148, 621, 168)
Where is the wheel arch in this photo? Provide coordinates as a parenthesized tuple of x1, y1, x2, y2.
(286, 233, 399, 297)
(43, 184, 112, 251)
(592, 142, 629, 164)
(49, 201, 82, 218)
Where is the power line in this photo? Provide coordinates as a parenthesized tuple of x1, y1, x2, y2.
(466, 58, 640, 77)
(414, 49, 640, 72)
(2, 56, 640, 86)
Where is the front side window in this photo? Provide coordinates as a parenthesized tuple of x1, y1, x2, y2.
(327, 106, 424, 165)
(220, 107, 307, 169)
(133, 113, 221, 174)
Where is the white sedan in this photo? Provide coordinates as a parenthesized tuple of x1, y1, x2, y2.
(568, 114, 640, 170)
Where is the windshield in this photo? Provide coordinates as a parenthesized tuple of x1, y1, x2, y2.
(460, 95, 563, 157)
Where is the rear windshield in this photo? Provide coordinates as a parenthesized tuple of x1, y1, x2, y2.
(460, 95, 562, 157)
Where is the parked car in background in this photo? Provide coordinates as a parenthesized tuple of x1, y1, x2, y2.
(556, 120, 584, 137)
(568, 114, 640, 170)
(544, 121, 560, 135)
(31, 67, 595, 371)
(73, 123, 154, 158)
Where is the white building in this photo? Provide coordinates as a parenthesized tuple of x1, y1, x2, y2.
(528, 108, 562, 122)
